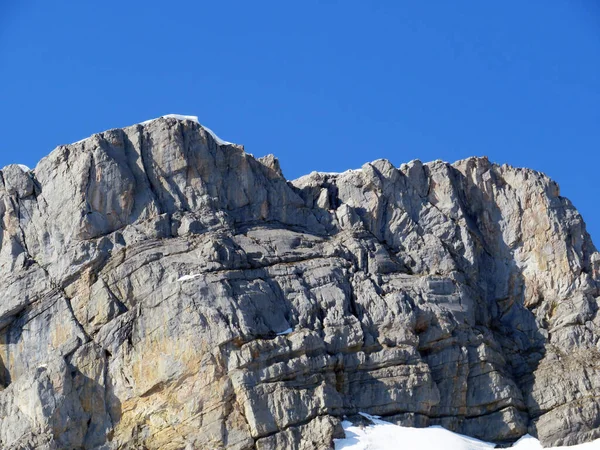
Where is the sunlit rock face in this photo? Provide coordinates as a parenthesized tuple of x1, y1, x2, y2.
(0, 116, 599, 449)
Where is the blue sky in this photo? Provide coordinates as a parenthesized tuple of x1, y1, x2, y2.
(1, 1, 599, 242)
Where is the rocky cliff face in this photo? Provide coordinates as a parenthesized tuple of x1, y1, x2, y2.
(0, 116, 599, 449)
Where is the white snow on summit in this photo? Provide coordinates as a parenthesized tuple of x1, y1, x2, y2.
(0, 164, 32, 173)
(200, 124, 234, 146)
(140, 114, 198, 125)
(334, 414, 600, 450)
(316, 168, 363, 176)
(70, 114, 234, 146)
(141, 114, 234, 146)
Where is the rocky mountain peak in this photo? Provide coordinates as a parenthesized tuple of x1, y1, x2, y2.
(0, 116, 598, 449)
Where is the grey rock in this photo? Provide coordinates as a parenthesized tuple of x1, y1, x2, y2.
(255, 415, 344, 450)
(0, 116, 599, 448)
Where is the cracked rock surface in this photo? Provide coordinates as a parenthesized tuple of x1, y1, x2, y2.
(0, 116, 599, 449)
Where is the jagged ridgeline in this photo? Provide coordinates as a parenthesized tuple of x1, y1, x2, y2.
(0, 116, 599, 449)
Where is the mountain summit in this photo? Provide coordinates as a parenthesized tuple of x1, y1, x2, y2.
(0, 116, 598, 449)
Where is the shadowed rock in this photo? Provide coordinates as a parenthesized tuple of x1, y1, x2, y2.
(0, 117, 598, 449)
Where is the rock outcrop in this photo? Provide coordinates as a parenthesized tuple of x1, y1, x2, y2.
(0, 116, 599, 449)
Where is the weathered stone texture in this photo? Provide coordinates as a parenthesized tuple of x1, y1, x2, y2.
(0, 116, 598, 448)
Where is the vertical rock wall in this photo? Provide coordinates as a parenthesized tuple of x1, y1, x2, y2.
(0, 117, 598, 449)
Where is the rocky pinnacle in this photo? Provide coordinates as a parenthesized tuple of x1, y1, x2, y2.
(0, 116, 599, 449)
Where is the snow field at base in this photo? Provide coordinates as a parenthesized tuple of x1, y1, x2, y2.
(334, 413, 600, 450)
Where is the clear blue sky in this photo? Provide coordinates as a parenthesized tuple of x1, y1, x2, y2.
(1, 1, 599, 243)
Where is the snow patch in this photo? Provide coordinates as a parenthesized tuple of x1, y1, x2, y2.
(71, 137, 90, 145)
(141, 114, 199, 125)
(141, 114, 234, 146)
(334, 415, 600, 450)
(177, 274, 202, 282)
(1, 164, 33, 173)
(199, 124, 234, 146)
(335, 414, 495, 450)
(276, 328, 293, 336)
(316, 168, 363, 177)
(68, 114, 234, 146)
(512, 434, 600, 449)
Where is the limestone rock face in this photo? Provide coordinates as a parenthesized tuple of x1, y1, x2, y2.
(0, 116, 599, 449)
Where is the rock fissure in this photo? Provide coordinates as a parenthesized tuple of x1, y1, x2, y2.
(0, 117, 598, 448)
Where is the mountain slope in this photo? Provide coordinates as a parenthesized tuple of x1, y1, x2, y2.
(0, 116, 598, 449)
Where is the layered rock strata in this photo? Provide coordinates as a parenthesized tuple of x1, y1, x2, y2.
(0, 116, 599, 449)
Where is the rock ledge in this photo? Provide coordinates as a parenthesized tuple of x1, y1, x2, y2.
(0, 116, 599, 449)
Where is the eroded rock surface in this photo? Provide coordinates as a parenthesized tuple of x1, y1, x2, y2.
(0, 116, 599, 449)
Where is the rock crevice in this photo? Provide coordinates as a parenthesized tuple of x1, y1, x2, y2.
(0, 116, 598, 449)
